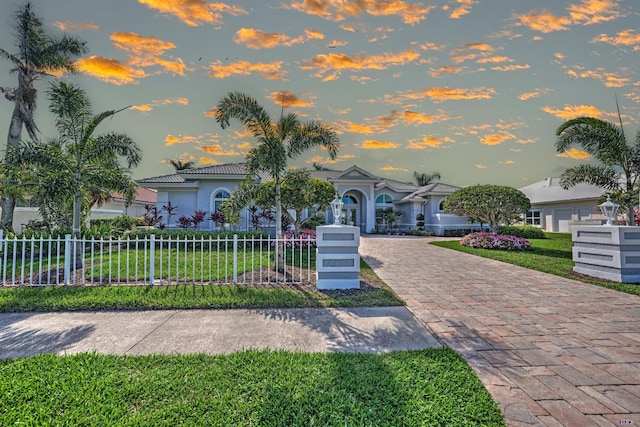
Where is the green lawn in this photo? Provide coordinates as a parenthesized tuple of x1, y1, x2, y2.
(0, 349, 505, 427)
(431, 232, 640, 296)
(0, 260, 403, 312)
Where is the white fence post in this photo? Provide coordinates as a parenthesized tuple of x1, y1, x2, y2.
(233, 234, 238, 284)
(64, 234, 71, 285)
(149, 235, 155, 285)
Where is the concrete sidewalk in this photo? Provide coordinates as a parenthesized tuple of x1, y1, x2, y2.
(0, 306, 440, 359)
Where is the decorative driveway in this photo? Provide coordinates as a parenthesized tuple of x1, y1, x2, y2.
(360, 235, 640, 427)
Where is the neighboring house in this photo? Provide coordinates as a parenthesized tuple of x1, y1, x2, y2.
(6, 186, 157, 233)
(138, 163, 476, 236)
(518, 177, 608, 232)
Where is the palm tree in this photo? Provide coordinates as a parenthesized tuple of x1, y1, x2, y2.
(5, 81, 141, 234)
(213, 92, 340, 239)
(413, 171, 441, 186)
(0, 2, 87, 230)
(167, 159, 194, 171)
(556, 116, 640, 225)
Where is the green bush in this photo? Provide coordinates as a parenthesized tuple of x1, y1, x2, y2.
(498, 225, 545, 239)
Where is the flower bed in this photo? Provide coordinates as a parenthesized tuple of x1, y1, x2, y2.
(460, 232, 531, 251)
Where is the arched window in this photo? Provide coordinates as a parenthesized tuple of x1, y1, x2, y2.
(212, 189, 230, 213)
(342, 195, 357, 204)
(375, 194, 393, 204)
(438, 198, 446, 212)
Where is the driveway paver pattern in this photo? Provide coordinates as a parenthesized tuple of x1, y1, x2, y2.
(360, 235, 640, 427)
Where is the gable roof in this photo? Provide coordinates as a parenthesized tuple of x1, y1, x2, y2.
(398, 182, 461, 203)
(111, 187, 157, 204)
(519, 177, 606, 204)
(137, 163, 270, 186)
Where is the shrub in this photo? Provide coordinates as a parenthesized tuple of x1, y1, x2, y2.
(498, 225, 545, 239)
(460, 232, 531, 251)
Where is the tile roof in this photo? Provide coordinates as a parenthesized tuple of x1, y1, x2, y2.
(111, 187, 157, 204)
(519, 177, 606, 204)
(398, 182, 461, 202)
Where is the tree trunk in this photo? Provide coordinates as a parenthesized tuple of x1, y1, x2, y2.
(2, 103, 24, 230)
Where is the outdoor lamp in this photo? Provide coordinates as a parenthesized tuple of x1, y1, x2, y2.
(599, 196, 619, 226)
(331, 192, 344, 225)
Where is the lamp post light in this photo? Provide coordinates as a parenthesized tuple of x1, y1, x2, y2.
(599, 196, 620, 226)
(330, 191, 344, 225)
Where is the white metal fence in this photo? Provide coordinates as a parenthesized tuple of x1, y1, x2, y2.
(0, 231, 316, 287)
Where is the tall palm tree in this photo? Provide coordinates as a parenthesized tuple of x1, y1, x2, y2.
(556, 116, 640, 225)
(167, 159, 194, 171)
(213, 92, 340, 238)
(413, 171, 441, 186)
(6, 81, 141, 234)
(0, 2, 88, 230)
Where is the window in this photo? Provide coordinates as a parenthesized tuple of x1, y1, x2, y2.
(438, 199, 446, 212)
(375, 194, 393, 204)
(342, 195, 357, 204)
(212, 189, 230, 212)
(525, 210, 541, 226)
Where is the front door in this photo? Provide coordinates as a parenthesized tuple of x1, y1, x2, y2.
(341, 195, 358, 227)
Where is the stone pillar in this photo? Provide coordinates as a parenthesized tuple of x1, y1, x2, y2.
(572, 225, 640, 283)
(316, 224, 360, 290)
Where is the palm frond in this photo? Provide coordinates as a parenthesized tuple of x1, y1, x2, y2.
(559, 164, 620, 190)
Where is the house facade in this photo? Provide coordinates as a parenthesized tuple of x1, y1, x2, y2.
(6, 186, 157, 233)
(137, 163, 477, 236)
(518, 177, 608, 232)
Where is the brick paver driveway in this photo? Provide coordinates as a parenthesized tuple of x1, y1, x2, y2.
(360, 235, 640, 427)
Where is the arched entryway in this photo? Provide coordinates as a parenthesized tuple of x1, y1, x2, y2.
(340, 190, 368, 232)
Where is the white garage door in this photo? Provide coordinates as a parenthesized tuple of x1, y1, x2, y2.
(554, 209, 573, 232)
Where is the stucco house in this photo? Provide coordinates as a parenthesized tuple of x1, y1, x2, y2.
(518, 177, 609, 232)
(7, 186, 157, 233)
(137, 163, 477, 236)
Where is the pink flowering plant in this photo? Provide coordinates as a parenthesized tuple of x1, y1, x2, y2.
(460, 232, 531, 251)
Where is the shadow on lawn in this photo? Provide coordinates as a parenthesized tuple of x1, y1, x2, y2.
(0, 313, 95, 359)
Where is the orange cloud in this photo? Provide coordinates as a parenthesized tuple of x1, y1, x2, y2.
(475, 164, 487, 169)
(131, 97, 189, 111)
(268, 91, 315, 108)
(568, 0, 622, 25)
(448, 0, 476, 19)
(481, 132, 516, 146)
(514, 0, 621, 33)
(514, 9, 572, 33)
(208, 60, 287, 80)
(110, 32, 188, 75)
(566, 66, 632, 88)
(234, 27, 322, 49)
(389, 110, 455, 126)
(76, 56, 146, 85)
(491, 64, 530, 72)
(518, 88, 552, 100)
(429, 66, 463, 78)
(361, 140, 398, 149)
(306, 154, 355, 165)
(300, 50, 420, 81)
(137, 0, 246, 26)
(197, 144, 240, 156)
(541, 104, 609, 120)
(54, 21, 99, 31)
(477, 55, 513, 64)
(418, 42, 446, 51)
(286, 0, 435, 25)
(198, 157, 221, 166)
(333, 120, 390, 135)
(557, 148, 592, 159)
(408, 136, 452, 149)
(380, 165, 409, 172)
(424, 86, 495, 102)
(592, 29, 640, 51)
(450, 42, 497, 63)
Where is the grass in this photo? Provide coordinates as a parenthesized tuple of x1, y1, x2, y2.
(0, 349, 505, 426)
(431, 232, 640, 296)
(0, 259, 403, 312)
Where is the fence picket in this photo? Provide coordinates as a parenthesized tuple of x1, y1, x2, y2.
(0, 233, 316, 288)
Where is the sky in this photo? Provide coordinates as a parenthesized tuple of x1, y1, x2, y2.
(1, 0, 639, 188)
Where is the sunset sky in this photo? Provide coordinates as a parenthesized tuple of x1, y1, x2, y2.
(1, 0, 639, 187)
